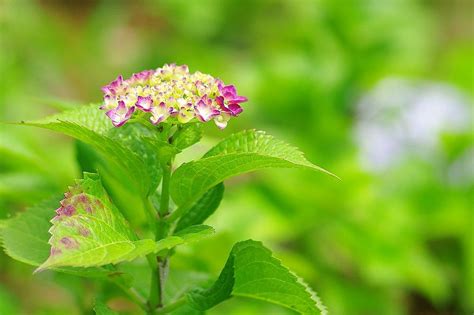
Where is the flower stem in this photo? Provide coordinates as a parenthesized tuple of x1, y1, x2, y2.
(159, 162, 171, 218)
(148, 160, 173, 310)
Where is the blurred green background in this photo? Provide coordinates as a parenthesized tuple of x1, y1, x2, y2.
(0, 0, 473, 314)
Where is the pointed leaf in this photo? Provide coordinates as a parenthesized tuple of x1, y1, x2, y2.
(20, 104, 175, 196)
(0, 195, 111, 277)
(36, 173, 156, 270)
(35, 173, 215, 271)
(154, 225, 216, 256)
(170, 130, 336, 214)
(174, 224, 216, 242)
(187, 240, 327, 314)
(175, 183, 224, 232)
(28, 102, 112, 133)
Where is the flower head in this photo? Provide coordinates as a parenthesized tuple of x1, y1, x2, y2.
(100, 64, 247, 128)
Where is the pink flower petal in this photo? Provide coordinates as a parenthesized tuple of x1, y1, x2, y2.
(136, 96, 153, 112)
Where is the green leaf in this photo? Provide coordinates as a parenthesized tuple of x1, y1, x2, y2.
(35, 173, 214, 271)
(107, 123, 179, 188)
(0, 195, 112, 278)
(74, 140, 148, 226)
(94, 299, 118, 315)
(20, 104, 174, 196)
(170, 130, 337, 213)
(171, 123, 203, 150)
(35, 173, 157, 271)
(187, 240, 327, 315)
(75, 140, 102, 173)
(174, 224, 215, 243)
(153, 225, 215, 257)
(175, 183, 224, 232)
(28, 102, 112, 133)
(0, 196, 59, 266)
(164, 270, 211, 306)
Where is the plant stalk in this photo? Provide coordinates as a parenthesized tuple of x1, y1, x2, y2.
(159, 162, 171, 218)
(147, 254, 160, 311)
(148, 160, 173, 310)
(154, 296, 187, 314)
(147, 125, 179, 313)
(144, 197, 157, 232)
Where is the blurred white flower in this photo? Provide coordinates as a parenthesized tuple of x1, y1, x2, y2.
(354, 78, 472, 174)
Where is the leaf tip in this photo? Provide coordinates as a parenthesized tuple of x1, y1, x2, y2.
(313, 165, 341, 181)
(33, 261, 50, 274)
(328, 170, 342, 181)
(33, 266, 44, 274)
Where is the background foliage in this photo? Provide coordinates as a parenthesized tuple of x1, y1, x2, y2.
(0, 0, 472, 314)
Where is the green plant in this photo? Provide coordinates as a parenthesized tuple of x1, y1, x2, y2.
(0, 64, 335, 314)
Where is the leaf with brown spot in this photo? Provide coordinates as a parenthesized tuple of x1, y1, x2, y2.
(34, 173, 215, 271)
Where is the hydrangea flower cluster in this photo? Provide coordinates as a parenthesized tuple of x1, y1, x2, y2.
(100, 64, 247, 129)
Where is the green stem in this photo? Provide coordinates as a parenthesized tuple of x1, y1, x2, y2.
(147, 126, 177, 312)
(159, 162, 171, 218)
(144, 197, 157, 232)
(148, 160, 173, 310)
(165, 204, 188, 223)
(155, 296, 187, 314)
(147, 254, 160, 310)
